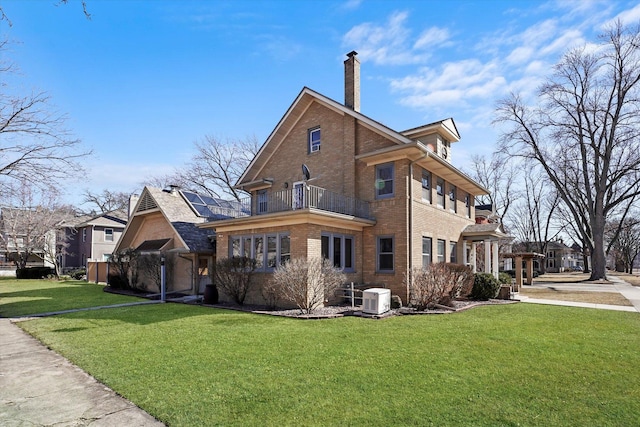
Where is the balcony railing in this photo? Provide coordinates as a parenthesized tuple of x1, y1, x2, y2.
(211, 184, 371, 220)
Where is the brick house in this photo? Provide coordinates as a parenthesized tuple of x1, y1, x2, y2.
(201, 52, 505, 305)
(113, 186, 216, 294)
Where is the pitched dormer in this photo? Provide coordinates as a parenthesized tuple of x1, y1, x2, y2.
(400, 118, 460, 164)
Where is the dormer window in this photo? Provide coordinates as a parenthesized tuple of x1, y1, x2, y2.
(309, 127, 321, 153)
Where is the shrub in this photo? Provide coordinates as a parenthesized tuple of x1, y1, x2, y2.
(471, 273, 501, 301)
(406, 263, 454, 310)
(271, 258, 345, 314)
(16, 267, 55, 279)
(107, 274, 129, 290)
(447, 263, 475, 299)
(498, 272, 512, 285)
(213, 257, 257, 305)
(405, 263, 474, 310)
(70, 269, 86, 280)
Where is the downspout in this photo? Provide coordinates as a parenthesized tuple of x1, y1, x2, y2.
(408, 152, 429, 303)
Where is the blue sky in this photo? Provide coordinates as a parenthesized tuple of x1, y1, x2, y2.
(2, 0, 640, 207)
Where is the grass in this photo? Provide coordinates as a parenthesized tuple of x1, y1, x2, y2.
(518, 288, 632, 306)
(16, 302, 640, 426)
(0, 278, 146, 317)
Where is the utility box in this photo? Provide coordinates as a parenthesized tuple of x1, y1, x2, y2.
(362, 288, 391, 315)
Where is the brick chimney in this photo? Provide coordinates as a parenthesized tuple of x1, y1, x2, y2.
(344, 51, 360, 112)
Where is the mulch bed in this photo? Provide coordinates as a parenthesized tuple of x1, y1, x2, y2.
(104, 286, 517, 319)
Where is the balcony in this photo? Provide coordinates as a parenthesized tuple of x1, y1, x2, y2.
(209, 184, 371, 220)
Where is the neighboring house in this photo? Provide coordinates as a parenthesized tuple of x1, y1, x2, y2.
(200, 51, 506, 305)
(113, 186, 217, 294)
(0, 207, 56, 269)
(59, 210, 128, 271)
(513, 239, 585, 272)
(545, 240, 584, 272)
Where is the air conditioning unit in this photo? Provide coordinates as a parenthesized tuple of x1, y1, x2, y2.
(362, 288, 391, 315)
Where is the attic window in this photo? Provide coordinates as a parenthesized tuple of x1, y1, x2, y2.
(308, 127, 321, 153)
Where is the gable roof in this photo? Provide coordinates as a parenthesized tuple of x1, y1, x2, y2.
(75, 210, 128, 228)
(115, 187, 214, 253)
(239, 86, 418, 185)
(237, 86, 487, 195)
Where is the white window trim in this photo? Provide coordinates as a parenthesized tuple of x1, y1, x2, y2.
(309, 127, 321, 153)
(104, 228, 114, 242)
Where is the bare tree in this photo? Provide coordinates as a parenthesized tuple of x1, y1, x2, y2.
(81, 189, 130, 214)
(495, 21, 640, 280)
(469, 153, 519, 219)
(147, 135, 260, 201)
(506, 166, 562, 268)
(0, 0, 91, 26)
(0, 40, 90, 191)
(0, 181, 75, 272)
(606, 216, 640, 273)
(271, 258, 346, 314)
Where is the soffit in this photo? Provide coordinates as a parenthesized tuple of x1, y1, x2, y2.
(356, 142, 489, 196)
(200, 208, 376, 234)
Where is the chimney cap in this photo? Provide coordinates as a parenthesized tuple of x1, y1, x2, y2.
(346, 50, 358, 58)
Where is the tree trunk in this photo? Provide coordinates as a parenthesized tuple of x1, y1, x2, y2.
(590, 223, 607, 280)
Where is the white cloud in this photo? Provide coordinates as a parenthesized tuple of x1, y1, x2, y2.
(341, 0, 363, 11)
(605, 3, 640, 27)
(342, 11, 446, 65)
(414, 27, 451, 50)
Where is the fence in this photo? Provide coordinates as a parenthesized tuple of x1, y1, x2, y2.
(336, 282, 366, 307)
(87, 261, 109, 284)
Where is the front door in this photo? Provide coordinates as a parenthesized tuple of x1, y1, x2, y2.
(293, 181, 305, 210)
(197, 257, 211, 294)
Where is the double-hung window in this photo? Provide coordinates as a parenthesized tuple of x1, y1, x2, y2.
(449, 185, 457, 213)
(450, 242, 457, 263)
(437, 239, 446, 263)
(321, 233, 354, 271)
(104, 228, 114, 242)
(376, 163, 394, 199)
(377, 236, 394, 272)
(309, 127, 321, 153)
(422, 237, 432, 268)
(465, 193, 472, 218)
(436, 178, 445, 208)
(421, 170, 431, 203)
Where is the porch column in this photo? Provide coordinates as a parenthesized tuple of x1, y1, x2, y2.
(462, 241, 468, 265)
(484, 240, 491, 275)
(525, 259, 534, 286)
(515, 256, 523, 290)
(492, 240, 499, 279)
(470, 242, 477, 273)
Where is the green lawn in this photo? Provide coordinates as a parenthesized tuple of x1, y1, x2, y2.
(0, 278, 146, 317)
(16, 302, 640, 426)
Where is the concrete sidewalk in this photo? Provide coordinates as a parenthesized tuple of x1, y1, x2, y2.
(0, 318, 164, 426)
(515, 275, 640, 313)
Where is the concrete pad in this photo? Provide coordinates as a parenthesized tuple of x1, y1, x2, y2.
(0, 319, 164, 426)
